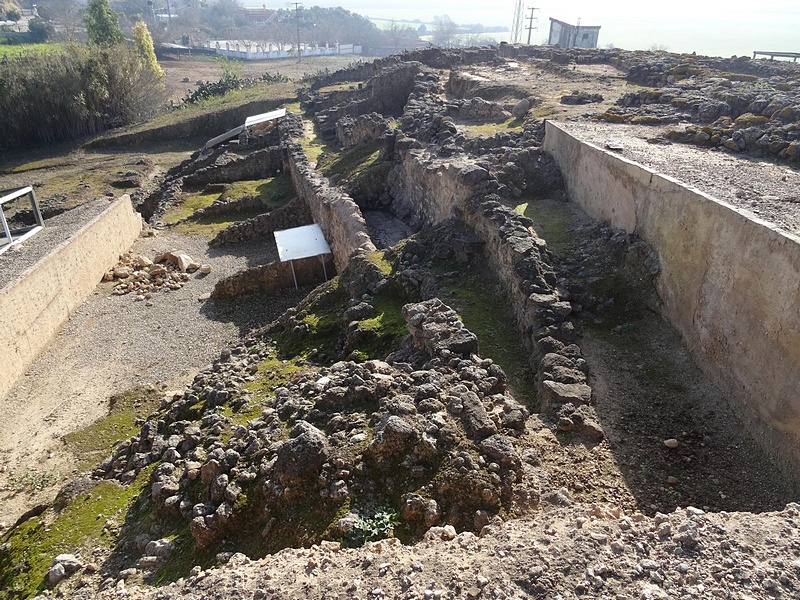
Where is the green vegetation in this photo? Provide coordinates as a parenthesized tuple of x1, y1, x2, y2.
(515, 198, 577, 254)
(437, 274, 537, 407)
(63, 386, 161, 471)
(351, 292, 408, 360)
(460, 118, 524, 137)
(343, 509, 398, 547)
(299, 124, 333, 164)
(0, 43, 64, 58)
(245, 356, 306, 402)
(98, 82, 297, 142)
(317, 139, 382, 185)
(164, 174, 296, 237)
(7, 470, 58, 493)
(0, 43, 164, 147)
(131, 21, 163, 79)
(0, 468, 153, 599)
(84, 0, 124, 46)
(183, 72, 290, 105)
(276, 278, 347, 359)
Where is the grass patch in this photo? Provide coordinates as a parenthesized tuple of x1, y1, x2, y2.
(245, 357, 305, 402)
(460, 118, 524, 137)
(298, 122, 333, 164)
(437, 273, 537, 408)
(165, 173, 296, 237)
(276, 278, 347, 359)
(0, 468, 153, 599)
(315, 81, 366, 93)
(366, 250, 393, 276)
(352, 292, 408, 360)
(62, 387, 161, 472)
(317, 139, 382, 185)
(515, 198, 577, 255)
(0, 43, 64, 58)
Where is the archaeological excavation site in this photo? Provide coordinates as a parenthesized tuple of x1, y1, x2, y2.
(1, 45, 800, 599)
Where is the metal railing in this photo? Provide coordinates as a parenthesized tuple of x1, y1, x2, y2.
(0, 186, 44, 255)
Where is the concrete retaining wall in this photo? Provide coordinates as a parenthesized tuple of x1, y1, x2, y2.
(544, 120, 800, 479)
(0, 196, 142, 401)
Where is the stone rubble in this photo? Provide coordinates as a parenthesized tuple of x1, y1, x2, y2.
(104, 251, 210, 299)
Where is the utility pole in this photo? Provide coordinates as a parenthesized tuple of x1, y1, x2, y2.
(572, 17, 581, 48)
(511, 0, 524, 44)
(525, 6, 539, 45)
(292, 2, 302, 63)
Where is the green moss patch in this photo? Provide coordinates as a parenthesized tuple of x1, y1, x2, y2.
(0, 469, 152, 599)
(437, 275, 537, 408)
(515, 198, 577, 255)
(459, 118, 524, 137)
(62, 387, 161, 472)
(164, 173, 296, 237)
(276, 278, 348, 359)
(351, 292, 408, 361)
(244, 357, 306, 402)
(317, 139, 382, 186)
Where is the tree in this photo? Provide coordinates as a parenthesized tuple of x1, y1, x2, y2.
(84, 0, 124, 45)
(132, 21, 163, 78)
(432, 15, 458, 48)
(384, 20, 418, 48)
(28, 17, 55, 41)
(37, 0, 84, 42)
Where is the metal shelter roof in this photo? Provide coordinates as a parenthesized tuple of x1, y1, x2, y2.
(245, 108, 286, 127)
(274, 224, 331, 262)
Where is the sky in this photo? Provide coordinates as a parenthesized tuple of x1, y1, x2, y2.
(245, 0, 800, 58)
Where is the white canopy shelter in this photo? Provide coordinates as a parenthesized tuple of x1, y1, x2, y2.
(273, 223, 332, 288)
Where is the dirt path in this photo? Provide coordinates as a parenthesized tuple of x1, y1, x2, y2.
(0, 230, 285, 526)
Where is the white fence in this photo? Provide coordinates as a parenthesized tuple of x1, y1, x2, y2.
(209, 41, 362, 61)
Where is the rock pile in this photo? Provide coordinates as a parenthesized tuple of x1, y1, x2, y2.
(104, 251, 211, 300)
(94, 293, 538, 559)
(446, 97, 510, 121)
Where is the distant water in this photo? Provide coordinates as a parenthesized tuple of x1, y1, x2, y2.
(244, 0, 800, 59)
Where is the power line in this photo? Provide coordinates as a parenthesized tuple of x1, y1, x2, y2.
(291, 2, 302, 63)
(511, 0, 524, 44)
(526, 6, 539, 45)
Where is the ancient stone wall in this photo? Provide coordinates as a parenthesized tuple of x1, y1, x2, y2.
(335, 113, 390, 149)
(285, 143, 376, 272)
(312, 62, 422, 141)
(211, 255, 334, 299)
(183, 147, 285, 187)
(544, 120, 800, 481)
(210, 197, 312, 246)
(388, 144, 594, 430)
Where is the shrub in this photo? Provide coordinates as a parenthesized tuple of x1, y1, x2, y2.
(27, 18, 54, 42)
(84, 0, 124, 46)
(343, 509, 398, 547)
(181, 71, 289, 105)
(0, 43, 165, 147)
(132, 20, 163, 78)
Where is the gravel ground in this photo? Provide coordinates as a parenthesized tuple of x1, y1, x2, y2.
(0, 228, 300, 525)
(0, 199, 111, 290)
(83, 503, 800, 600)
(557, 121, 800, 238)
